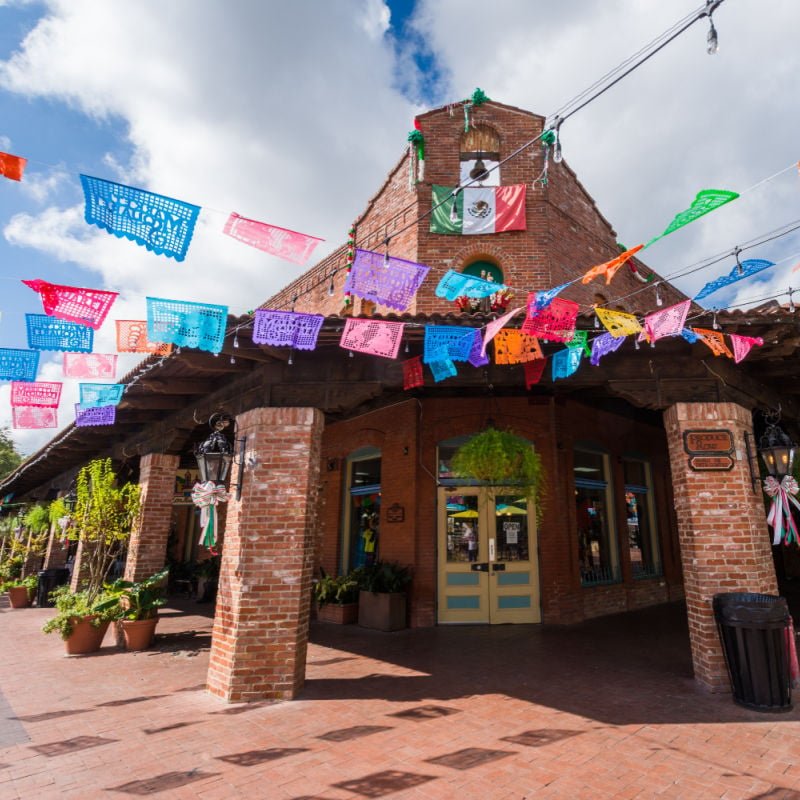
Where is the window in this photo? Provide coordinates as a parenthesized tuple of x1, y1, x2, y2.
(343, 449, 381, 572)
(460, 124, 501, 187)
(574, 449, 620, 585)
(623, 459, 661, 579)
(462, 259, 504, 285)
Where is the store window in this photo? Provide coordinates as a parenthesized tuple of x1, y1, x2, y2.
(623, 458, 661, 579)
(343, 448, 381, 573)
(574, 448, 620, 586)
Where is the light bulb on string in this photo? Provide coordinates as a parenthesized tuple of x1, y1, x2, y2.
(655, 283, 663, 307)
(712, 311, 720, 330)
(175, 347, 181, 355)
(634, 338, 640, 350)
(789, 288, 796, 313)
(594, 314, 600, 329)
(551, 117, 564, 164)
(230, 355, 236, 364)
(328, 273, 335, 296)
(450, 190, 460, 223)
(233, 333, 240, 348)
(383, 238, 391, 268)
(349, 350, 354, 359)
(706, 16, 718, 54)
(288, 350, 294, 366)
(405, 340, 410, 354)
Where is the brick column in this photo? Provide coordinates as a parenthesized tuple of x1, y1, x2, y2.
(44, 523, 69, 570)
(664, 402, 777, 691)
(207, 407, 324, 703)
(124, 453, 180, 582)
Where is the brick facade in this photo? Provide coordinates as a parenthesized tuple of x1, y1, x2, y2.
(124, 452, 180, 582)
(207, 406, 324, 702)
(664, 402, 777, 691)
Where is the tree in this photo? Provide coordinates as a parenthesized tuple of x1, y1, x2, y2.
(0, 428, 22, 481)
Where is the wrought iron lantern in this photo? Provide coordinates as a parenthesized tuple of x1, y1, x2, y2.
(758, 410, 796, 479)
(193, 413, 247, 499)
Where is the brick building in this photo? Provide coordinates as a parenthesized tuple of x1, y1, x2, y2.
(1, 99, 793, 702)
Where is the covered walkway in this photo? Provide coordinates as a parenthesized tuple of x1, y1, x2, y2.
(1, 598, 800, 799)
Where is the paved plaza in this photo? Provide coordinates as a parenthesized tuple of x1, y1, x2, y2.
(1, 598, 800, 799)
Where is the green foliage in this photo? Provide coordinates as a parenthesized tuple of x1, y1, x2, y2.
(0, 573, 36, 593)
(48, 497, 71, 527)
(23, 504, 50, 534)
(93, 567, 169, 621)
(41, 586, 118, 640)
(450, 428, 546, 515)
(0, 554, 23, 582)
(358, 561, 411, 594)
(314, 569, 361, 607)
(0, 427, 23, 481)
(72, 458, 141, 601)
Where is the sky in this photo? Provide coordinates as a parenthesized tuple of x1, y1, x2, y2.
(0, 0, 797, 455)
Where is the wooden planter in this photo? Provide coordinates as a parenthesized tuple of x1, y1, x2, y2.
(7, 586, 32, 609)
(317, 602, 358, 624)
(65, 616, 110, 655)
(358, 590, 407, 631)
(121, 617, 159, 651)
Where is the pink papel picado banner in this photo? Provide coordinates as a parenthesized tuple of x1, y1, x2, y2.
(22, 279, 118, 331)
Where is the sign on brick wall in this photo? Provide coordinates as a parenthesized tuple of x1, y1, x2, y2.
(683, 429, 734, 455)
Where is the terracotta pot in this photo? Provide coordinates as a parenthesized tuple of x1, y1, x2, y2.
(121, 616, 159, 651)
(7, 586, 32, 609)
(358, 590, 407, 631)
(65, 616, 110, 655)
(317, 602, 358, 625)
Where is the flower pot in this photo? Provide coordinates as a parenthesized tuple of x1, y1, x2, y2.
(358, 590, 407, 631)
(317, 602, 358, 625)
(7, 586, 32, 609)
(65, 616, 110, 655)
(121, 617, 159, 651)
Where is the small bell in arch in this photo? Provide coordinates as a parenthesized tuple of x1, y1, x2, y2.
(469, 153, 489, 182)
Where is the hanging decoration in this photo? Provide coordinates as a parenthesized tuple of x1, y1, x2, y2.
(115, 320, 174, 355)
(435, 269, 507, 301)
(26, 314, 94, 352)
(252, 309, 324, 350)
(467, 330, 490, 367)
(681, 327, 700, 344)
(551, 347, 583, 380)
(63, 353, 117, 379)
(0, 151, 27, 181)
(21, 279, 118, 330)
(694, 327, 734, 358)
(407, 120, 425, 186)
(146, 297, 228, 354)
(580, 244, 644, 285)
(694, 259, 776, 302)
(430, 184, 526, 235)
(191, 481, 229, 548)
(402, 356, 424, 390)
(524, 358, 548, 388)
(344, 225, 356, 306)
(590, 332, 626, 366)
(463, 87, 489, 132)
(643, 299, 690, 342)
(0, 348, 39, 382)
(10, 381, 62, 408)
(80, 174, 200, 262)
(529, 283, 569, 313)
(75, 403, 116, 427)
(345, 249, 430, 311)
(429, 359, 458, 383)
(12, 406, 57, 429)
(222, 212, 322, 266)
(480, 306, 525, 356)
(567, 330, 592, 357)
(595, 308, 642, 338)
(423, 326, 476, 363)
(78, 383, 125, 409)
(521, 296, 579, 342)
(493, 330, 544, 365)
(340, 318, 404, 359)
(645, 189, 739, 247)
(764, 475, 800, 546)
(729, 333, 764, 364)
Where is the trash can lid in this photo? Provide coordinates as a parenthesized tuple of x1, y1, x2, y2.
(713, 592, 789, 623)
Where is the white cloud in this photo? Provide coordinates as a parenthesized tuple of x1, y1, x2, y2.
(0, 134, 11, 150)
(18, 166, 69, 203)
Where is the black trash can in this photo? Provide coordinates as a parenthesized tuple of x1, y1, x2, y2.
(36, 568, 71, 608)
(713, 592, 793, 712)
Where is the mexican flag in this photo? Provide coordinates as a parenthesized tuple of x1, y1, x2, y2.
(431, 184, 526, 235)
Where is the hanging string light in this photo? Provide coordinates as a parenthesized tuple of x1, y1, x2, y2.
(705, 0, 721, 54)
(450, 188, 461, 223)
(327, 272, 336, 297)
(551, 117, 564, 164)
(383, 237, 391, 268)
(655, 283, 663, 307)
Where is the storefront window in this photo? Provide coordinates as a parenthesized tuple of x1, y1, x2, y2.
(575, 449, 620, 585)
(495, 495, 529, 561)
(623, 459, 661, 579)
(445, 494, 480, 562)
(343, 451, 381, 572)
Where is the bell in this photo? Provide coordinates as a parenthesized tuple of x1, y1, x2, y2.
(469, 157, 489, 181)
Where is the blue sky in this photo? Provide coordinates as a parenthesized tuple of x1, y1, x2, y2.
(0, 0, 798, 454)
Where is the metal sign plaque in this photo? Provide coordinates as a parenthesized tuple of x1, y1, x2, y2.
(386, 503, 405, 523)
(688, 454, 735, 472)
(683, 429, 734, 455)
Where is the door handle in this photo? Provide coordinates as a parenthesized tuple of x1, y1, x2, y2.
(470, 562, 489, 572)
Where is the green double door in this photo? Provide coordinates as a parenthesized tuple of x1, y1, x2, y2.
(438, 487, 540, 624)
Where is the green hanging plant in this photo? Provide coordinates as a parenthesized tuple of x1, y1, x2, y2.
(450, 428, 546, 517)
(470, 87, 489, 106)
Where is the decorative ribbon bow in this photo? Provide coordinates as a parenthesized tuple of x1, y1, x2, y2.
(191, 481, 229, 548)
(763, 474, 800, 546)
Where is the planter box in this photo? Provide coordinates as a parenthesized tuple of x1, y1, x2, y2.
(358, 590, 406, 631)
(7, 586, 32, 609)
(317, 602, 358, 624)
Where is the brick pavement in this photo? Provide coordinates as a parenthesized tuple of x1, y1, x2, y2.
(1, 597, 800, 799)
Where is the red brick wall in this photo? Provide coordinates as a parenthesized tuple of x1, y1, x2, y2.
(664, 402, 777, 691)
(207, 407, 324, 702)
(124, 453, 179, 583)
(43, 524, 69, 570)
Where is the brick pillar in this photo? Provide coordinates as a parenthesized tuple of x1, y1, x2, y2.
(44, 523, 69, 570)
(664, 402, 777, 691)
(124, 453, 180, 582)
(207, 407, 324, 703)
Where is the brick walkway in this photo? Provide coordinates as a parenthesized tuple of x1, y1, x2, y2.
(1, 597, 799, 800)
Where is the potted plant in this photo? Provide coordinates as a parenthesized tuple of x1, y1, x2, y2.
(314, 568, 361, 624)
(94, 567, 169, 651)
(357, 561, 412, 631)
(2, 574, 37, 608)
(42, 586, 119, 655)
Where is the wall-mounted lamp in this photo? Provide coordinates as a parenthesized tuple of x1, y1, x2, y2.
(758, 409, 796, 479)
(194, 413, 248, 500)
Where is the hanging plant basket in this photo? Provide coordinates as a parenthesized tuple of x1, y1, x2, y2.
(450, 428, 545, 515)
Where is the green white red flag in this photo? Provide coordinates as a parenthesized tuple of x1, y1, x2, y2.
(431, 185, 526, 235)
